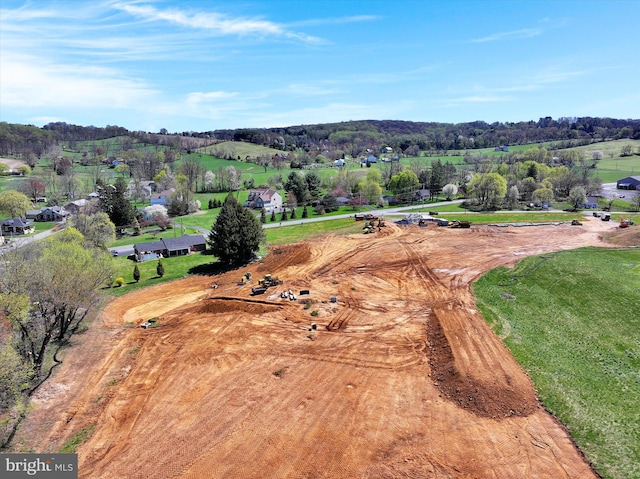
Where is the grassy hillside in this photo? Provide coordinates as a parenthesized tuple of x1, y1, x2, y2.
(474, 247, 640, 479)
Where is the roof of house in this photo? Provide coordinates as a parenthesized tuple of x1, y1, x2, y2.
(618, 176, 640, 182)
(133, 234, 206, 253)
(1, 218, 33, 227)
(66, 199, 88, 207)
(151, 189, 174, 199)
(249, 188, 279, 201)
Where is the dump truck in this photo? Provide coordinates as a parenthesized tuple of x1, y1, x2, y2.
(601, 213, 611, 221)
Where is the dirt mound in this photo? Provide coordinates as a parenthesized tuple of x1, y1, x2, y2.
(600, 224, 640, 246)
(199, 297, 283, 315)
(12, 221, 615, 478)
(256, 243, 311, 272)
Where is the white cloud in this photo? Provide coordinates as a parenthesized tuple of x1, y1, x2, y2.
(470, 28, 543, 43)
(0, 52, 157, 110)
(113, 2, 323, 43)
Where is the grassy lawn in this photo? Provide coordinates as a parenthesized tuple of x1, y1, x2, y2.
(264, 218, 361, 245)
(411, 210, 580, 224)
(474, 248, 640, 479)
(106, 251, 217, 297)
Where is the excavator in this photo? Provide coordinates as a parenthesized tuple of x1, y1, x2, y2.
(619, 218, 635, 228)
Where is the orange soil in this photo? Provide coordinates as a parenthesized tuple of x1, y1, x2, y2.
(18, 218, 621, 478)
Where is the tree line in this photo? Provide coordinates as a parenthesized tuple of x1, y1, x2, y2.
(3, 116, 640, 161)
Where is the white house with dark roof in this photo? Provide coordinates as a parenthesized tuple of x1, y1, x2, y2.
(245, 188, 283, 213)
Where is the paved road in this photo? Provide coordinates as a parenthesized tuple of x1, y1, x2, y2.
(0, 228, 58, 256)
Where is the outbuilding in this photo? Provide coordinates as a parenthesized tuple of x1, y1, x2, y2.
(616, 176, 640, 190)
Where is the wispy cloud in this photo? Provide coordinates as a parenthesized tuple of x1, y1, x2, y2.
(0, 52, 157, 109)
(113, 2, 323, 43)
(470, 27, 543, 43)
(443, 95, 514, 105)
(287, 15, 381, 27)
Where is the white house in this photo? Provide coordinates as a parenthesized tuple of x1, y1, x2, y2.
(246, 188, 283, 213)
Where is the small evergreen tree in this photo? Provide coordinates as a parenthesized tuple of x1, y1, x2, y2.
(290, 207, 297, 219)
(302, 205, 308, 218)
(270, 210, 276, 222)
(260, 208, 266, 224)
(156, 260, 165, 278)
(133, 217, 141, 236)
(133, 264, 141, 283)
(281, 208, 288, 221)
(208, 198, 214, 209)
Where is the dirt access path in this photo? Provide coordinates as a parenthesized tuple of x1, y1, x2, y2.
(19, 218, 618, 478)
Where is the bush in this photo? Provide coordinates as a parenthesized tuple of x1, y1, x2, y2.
(114, 277, 125, 287)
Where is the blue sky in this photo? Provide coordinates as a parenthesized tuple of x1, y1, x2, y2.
(1, 0, 639, 132)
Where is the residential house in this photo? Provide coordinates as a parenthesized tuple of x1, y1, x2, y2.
(26, 209, 42, 220)
(34, 206, 69, 222)
(494, 145, 509, 152)
(64, 199, 89, 215)
(414, 189, 431, 202)
(334, 159, 345, 167)
(1, 218, 35, 235)
(583, 196, 599, 209)
(245, 189, 283, 213)
(150, 189, 174, 207)
(133, 234, 207, 262)
(616, 176, 640, 190)
(128, 180, 157, 200)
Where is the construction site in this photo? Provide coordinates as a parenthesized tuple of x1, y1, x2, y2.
(13, 217, 630, 478)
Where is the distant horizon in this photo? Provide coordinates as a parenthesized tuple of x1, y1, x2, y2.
(9, 115, 640, 135)
(2, 1, 639, 132)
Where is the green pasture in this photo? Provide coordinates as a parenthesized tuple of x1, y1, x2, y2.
(474, 248, 640, 479)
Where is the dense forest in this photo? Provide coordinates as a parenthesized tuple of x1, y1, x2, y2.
(2, 117, 640, 159)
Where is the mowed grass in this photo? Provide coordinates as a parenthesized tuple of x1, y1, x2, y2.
(473, 248, 640, 479)
(413, 210, 579, 224)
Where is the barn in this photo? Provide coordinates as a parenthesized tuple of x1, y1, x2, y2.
(616, 176, 640, 190)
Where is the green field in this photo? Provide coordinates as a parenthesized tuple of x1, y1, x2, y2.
(474, 248, 640, 479)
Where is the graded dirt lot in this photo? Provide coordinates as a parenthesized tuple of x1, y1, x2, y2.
(18, 218, 622, 478)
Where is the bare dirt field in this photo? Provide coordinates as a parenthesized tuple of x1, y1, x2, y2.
(0, 157, 27, 170)
(15, 218, 624, 478)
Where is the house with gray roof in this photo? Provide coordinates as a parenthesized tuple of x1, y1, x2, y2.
(1, 218, 35, 235)
(133, 234, 207, 262)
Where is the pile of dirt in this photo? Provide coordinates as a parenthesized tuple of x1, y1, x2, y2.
(256, 243, 311, 272)
(600, 225, 640, 246)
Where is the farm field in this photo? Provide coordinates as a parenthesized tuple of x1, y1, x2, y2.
(11, 216, 628, 478)
(474, 245, 640, 479)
